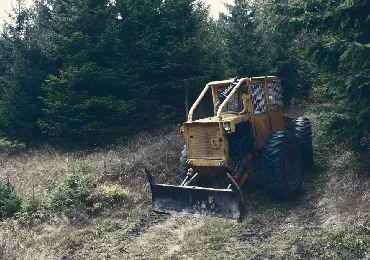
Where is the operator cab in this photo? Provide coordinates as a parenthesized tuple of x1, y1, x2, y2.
(216, 86, 243, 114)
(183, 76, 285, 158)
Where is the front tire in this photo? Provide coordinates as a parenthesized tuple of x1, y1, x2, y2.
(294, 117, 313, 172)
(262, 130, 303, 198)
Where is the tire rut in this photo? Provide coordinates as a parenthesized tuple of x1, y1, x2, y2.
(126, 212, 169, 238)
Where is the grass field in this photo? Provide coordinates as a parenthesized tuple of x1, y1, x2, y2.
(0, 106, 369, 260)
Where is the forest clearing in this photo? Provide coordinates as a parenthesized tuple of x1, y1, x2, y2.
(0, 104, 369, 259)
(0, 0, 369, 259)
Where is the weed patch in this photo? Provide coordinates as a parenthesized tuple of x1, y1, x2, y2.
(50, 165, 99, 213)
(0, 181, 21, 219)
(50, 164, 130, 215)
(326, 231, 370, 259)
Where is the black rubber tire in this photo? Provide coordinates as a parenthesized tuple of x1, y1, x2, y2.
(294, 117, 313, 172)
(262, 130, 303, 199)
(179, 146, 189, 179)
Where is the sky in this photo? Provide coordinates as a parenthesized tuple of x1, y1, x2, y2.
(204, 0, 233, 19)
(0, 0, 233, 26)
(0, 0, 32, 25)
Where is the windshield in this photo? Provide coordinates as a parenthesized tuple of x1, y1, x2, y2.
(217, 87, 242, 113)
(192, 90, 214, 120)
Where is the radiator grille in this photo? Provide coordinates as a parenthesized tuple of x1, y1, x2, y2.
(186, 123, 225, 159)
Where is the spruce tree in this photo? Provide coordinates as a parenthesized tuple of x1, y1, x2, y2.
(40, 0, 141, 144)
(278, 0, 370, 145)
(0, 2, 52, 143)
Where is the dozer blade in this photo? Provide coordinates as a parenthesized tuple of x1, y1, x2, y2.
(145, 170, 245, 221)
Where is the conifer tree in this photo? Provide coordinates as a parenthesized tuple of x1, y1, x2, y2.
(0, 1, 52, 142)
(278, 0, 370, 144)
(40, 0, 141, 144)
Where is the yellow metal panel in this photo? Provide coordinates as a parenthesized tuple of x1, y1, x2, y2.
(253, 115, 271, 149)
(270, 110, 286, 132)
(185, 123, 226, 159)
(191, 114, 250, 133)
(187, 159, 225, 167)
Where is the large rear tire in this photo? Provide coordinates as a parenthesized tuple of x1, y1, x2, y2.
(179, 146, 189, 179)
(262, 130, 303, 198)
(294, 117, 313, 172)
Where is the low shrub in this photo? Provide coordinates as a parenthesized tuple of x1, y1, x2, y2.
(0, 180, 21, 219)
(50, 164, 130, 214)
(50, 165, 99, 213)
(20, 194, 49, 222)
(88, 184, 130, 213)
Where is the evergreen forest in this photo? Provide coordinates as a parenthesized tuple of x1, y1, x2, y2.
(1, 2, 370, 259)
(0, 0, 369, 151)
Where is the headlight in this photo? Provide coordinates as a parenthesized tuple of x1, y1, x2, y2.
(223, 122, 231, 132)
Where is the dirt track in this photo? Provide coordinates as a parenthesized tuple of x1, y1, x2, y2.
(117, 107, 369, 259)
(121, 151, 369, 259)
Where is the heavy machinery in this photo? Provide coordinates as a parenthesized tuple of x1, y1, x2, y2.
(146, 76, 313, 221)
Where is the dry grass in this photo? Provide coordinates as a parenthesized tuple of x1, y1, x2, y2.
(123, 143, 370, 259)
(0, 126, 184, 260)
(0, 112, 369, 259)
(318, 150, 370, 230)
(0, 125, 182, 200)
